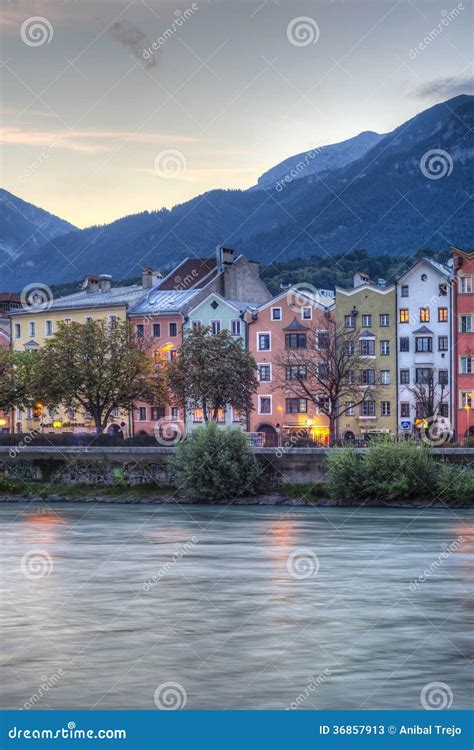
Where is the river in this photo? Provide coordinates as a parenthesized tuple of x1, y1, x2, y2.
(0, 502, 472, 710)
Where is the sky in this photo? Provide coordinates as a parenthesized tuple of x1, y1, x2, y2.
(1, 0, 473, 228)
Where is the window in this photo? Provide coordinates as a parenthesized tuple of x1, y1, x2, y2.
(344, 402, 355, 416)
(108, 315, 117, 329)
(380, 340, 390, 356)
(420, 307, 430, 323)
(258, 396, 272, 415)
(258, 333, 271, 351)
(438, 336, 448, 351)
(344, 314, 356, 328)
(316, 331, 329, 350)
(360, 401, 376, 417)
(360, 339, 375, 356)
(362, 314, 372, 327)
(258, 364, 271, 382)
(317, 396, 330, 415)
(345, 370, 355, 385)
(400, 337, 409, 352)
(317, 362, 328, 379)
(169, 322, 178, 337)
(232, 409, 244, 423)
(191, 320, 201, 332)
(401, 285, 409, 297)
(137, 407, 147, 421)
(439, 403, 449, 418)
(111, 407, 119, 417)
(64, 318, 71, 325)
(416, 402, 429, 419)
(14, 323, 21, 339)
(169, 350, 177, 361)
(438, 307, 448, 322)
(151, 407, 165, 421)
(230, 319, 241, 336)
(171, 407, 179, 419)
(438, 370, 448, 385)
(271, 307, 282, 321)
(460, 356, 472, 374)
(400, 369, 410, 385)
(345, 341, 355, 355)
(421, 274, 428, 282)
(216, 409, 226, 424)
(399, 309, 409, 323)
(460, 315, 472, 333)
(400, 402, 410, 418)
(301, 307, 312, 320)
(286, 398, 307, 414)
(439, 283, 447, 296)
(193, 408, 203, 423)
(285, 333, 307, 349)
(416, 368, 432, 384)
(286, 365, 307, 380)
(136, 324, 144, 339)
(415, 336, 432, 352)
(28, 322, 35, 337)
(460, 391, 473, 409)
(381, 401, 391, 416)
(360, 369, 375, 385)
(380, 370, 391, 385)
(45, 320, 53, 336)
(459, 276, 472, 294)
(152, 323, 161, 337)
(210, 320, 220, 335)
(380, 314, 390, 327)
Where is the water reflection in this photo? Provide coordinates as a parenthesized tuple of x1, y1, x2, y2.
(0, 503, 472, 710)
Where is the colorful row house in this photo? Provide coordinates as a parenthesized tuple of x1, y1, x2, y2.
(0, 293, 21, 433)
(452, 247, 474, 440)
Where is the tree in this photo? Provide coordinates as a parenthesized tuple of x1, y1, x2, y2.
(32, 320, 165, 434)
(167, 326, 258, 423)
(274, 321, 379, 446)
(0, 349, 35, 415)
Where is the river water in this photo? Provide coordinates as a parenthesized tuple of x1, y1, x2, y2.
(1, 503, 472, 710)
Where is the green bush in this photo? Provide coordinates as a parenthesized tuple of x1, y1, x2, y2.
(362, 439, 437, 501)
(326, 448, 364, 500)
(437, 464, 474, 506)
(0, 476, 23, 495)
(282, 482, 329, 502)
(171, 422, 262, 501)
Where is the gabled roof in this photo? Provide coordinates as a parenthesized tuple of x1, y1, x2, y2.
(187, 292, 251, 316)
(283, 317, 308, 331)
(128, 288, 201, 315)
(256, 286, 335, 314)
(451, 245, 474, 259)
(397, 257, 451, 282)
(157, 257, 217, 291)
(359, 330, 376, 338)
(413, 325, 433, 335)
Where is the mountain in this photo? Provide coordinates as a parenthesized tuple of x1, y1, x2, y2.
(1, 95, 473, 290)
(0, 189, 76, 272)
(256, 130, 383, 189)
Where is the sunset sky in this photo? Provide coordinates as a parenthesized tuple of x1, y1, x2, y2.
(1, 0, 472, 228)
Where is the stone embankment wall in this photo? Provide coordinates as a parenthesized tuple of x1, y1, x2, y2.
(0, 446, 473, 487)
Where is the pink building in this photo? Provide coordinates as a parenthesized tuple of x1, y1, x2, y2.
(0, 293, 21, 433)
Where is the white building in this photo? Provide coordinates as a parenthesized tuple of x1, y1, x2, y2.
(396, 258, 452, 436)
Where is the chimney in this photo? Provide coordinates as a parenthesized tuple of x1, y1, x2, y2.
(82, 275, 100, 294)
(99, 274, 112, 293)
(142, 268, 163, 289)
(216, 245, 235, 273)
(353, 271, 370, 288)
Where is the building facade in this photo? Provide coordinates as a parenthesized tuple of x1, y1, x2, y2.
(248, 288, 335, 445)
(0, 294, 20, 433)
(396, 258, 452, 437)
(336, 274, 397, 439)
(452, 247, 474, 440)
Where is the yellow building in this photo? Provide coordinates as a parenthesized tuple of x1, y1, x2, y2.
(9, 275, 148, 435)
(336, 272, 397, 439)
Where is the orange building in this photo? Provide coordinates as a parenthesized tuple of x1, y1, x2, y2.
(452, 247, 474, 441)
(247, 288, 335, 445)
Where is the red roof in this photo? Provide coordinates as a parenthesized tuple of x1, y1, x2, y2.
(158, 258, 217, 291)
(0, 292, 21, 303)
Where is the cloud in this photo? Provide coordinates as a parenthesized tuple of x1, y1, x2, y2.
(415, 76, 474, 101)
(109, 20, 158, 69)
